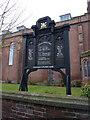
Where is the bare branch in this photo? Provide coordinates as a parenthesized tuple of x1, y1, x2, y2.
(4, 0, 18, 14)
(2, 0, 11, 15)
(0, 0, 32, 34)
(0, 0, 11, 32)
(3, 11, 23, 30)
(0, 1, 6, 8)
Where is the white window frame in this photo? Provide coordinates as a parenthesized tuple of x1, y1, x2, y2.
(8, 43, 14, 66)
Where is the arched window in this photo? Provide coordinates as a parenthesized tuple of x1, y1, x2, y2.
(88, 61, 90, 77)
(82, 59, 90, 77)
(82, 59, 88, 77)
(83, 61, 87, 77)
(8, 43, 14, 65)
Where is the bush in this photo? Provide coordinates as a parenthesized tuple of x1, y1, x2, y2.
(46, 80, 65, 87)
(6, 80, 12, 83)
(81, 85, 90, 97)
(87, 81, 90, 85)
(59, 80, 65, 87)
(71, 80, 82, 87)
(47, 80, 61, 86)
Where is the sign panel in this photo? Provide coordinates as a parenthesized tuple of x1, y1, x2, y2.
(37, 41, 52, 66)
(36, 34, 53, 68)
(55, 33, 65, 68)
(26, 34, 35, 69)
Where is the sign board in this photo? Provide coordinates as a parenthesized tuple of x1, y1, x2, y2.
(23, 16, 69, 70)
(20, 16, 71, 95)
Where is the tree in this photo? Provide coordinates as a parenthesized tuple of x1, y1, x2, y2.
(0, 0, 30, 33)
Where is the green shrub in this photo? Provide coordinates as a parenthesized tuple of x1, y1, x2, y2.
(81, 85, 90, 97)
(87, 81, 90, 85)
(71, 80, 82, 87)
(47, 80, 61, 86)
(59, 80, 65, 87)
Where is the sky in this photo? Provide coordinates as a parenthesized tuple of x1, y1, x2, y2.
(19, 0, 87, 29)
(0, 0, 88, 31)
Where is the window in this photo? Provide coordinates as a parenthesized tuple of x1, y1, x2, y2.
(88, 61, 90, 77)
(83, 60, 90, 77)
(83, 61, 87, 77)
(8, 43, 14, 65)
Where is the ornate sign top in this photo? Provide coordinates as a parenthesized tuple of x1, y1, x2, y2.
(32, 16, 56, 31)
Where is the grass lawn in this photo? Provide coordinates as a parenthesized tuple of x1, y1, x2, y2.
(1, 83, 82, 96)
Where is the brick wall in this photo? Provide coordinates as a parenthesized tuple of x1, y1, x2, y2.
(0, 36, 2, 80)
(2, 91, 90, 119)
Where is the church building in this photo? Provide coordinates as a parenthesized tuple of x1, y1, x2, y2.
(1, 1, 90, 85)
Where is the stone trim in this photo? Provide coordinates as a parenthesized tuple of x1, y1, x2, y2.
(81, 50, 90, 58)
(2, 91, 90, 111)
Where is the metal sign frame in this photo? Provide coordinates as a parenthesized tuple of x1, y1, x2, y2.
(19, 16, 71, 95)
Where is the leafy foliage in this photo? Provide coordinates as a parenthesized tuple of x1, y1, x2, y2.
(81, 85, 90, 97)
(71, 80, 82, 87)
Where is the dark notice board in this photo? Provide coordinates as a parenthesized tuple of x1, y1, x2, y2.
(23, 16, 70, 70)
(20, 16, 71, 95)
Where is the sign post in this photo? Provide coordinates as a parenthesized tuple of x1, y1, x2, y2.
(19, 16, 71, 95)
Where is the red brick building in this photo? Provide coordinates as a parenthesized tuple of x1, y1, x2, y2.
(80, 0, 90, 84)
(1, 1, 90, 85)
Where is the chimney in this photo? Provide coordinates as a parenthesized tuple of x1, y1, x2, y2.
(17, 25, 26, 31)
(87, 0, 90, 12)
(59, 13, 71, 21)
(2, 30, 11, 34)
